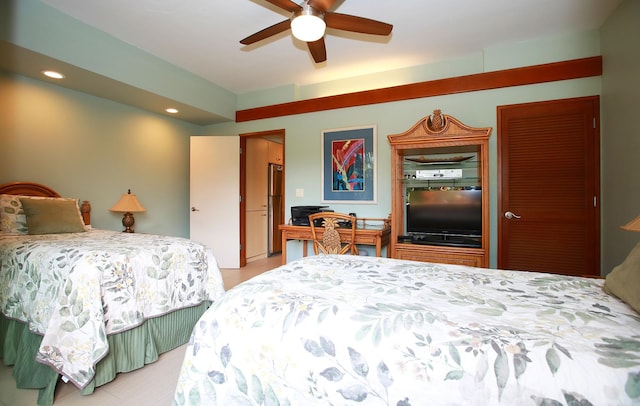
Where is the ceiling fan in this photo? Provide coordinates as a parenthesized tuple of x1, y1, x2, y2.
(240, 0, 393, 63)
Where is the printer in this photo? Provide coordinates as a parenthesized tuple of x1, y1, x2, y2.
(291, 205, 332, 226)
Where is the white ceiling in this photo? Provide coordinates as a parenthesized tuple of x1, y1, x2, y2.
(41, 0, 623, 95)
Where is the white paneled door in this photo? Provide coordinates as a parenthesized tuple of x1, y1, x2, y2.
(190, 136, 240, 268)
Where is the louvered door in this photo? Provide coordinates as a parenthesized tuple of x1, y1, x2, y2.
(497, 96, 600, 276)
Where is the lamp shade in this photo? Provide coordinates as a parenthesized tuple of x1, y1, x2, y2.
(110, 190, 146, 213)
(291, 4, 326, 42)
(621, 214, 640, 232)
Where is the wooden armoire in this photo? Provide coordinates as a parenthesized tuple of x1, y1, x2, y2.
(388, 110, 492, 267)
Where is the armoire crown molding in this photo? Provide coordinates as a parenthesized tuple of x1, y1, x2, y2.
(235, 56, 602, 123)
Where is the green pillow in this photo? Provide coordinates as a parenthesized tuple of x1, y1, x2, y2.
(604, 242, 640, 313)
(20, 197, 86, 234)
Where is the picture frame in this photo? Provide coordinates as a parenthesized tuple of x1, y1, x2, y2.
(321, 125, 377, 203)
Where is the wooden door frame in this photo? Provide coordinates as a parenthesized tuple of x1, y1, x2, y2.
(239, 129, 285, 267)
(497, 95, 601, 274)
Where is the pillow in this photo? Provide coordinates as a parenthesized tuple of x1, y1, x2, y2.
(604, 242, 640, 313)
(20, 197, 86, 234)
(0, 194, 29, 234)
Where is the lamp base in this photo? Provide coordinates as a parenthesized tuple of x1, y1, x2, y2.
(122, 212, 136, 233)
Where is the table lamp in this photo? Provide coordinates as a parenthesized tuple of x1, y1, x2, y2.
(110, 189, 146, 233)
(621, 214, 640, 232)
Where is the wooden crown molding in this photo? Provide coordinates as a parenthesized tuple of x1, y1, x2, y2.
(236, 56, 602, 123)
(387, 109, 492, 147)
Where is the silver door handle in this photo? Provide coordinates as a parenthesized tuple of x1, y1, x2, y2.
(191, 207, 200, 212)
(504, 211, 521, 219)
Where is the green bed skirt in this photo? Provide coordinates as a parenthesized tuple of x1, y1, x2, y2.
(0, 302, 209, 406)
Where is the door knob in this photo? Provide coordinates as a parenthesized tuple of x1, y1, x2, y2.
(191, 207, 200, 212)
(504, 211, 521, 219)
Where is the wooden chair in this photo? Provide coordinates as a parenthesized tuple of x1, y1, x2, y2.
(308, 212, 359, 255)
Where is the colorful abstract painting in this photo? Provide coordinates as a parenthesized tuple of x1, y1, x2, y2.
(331, 138, 364, 191)
(322, 126, 376, 203)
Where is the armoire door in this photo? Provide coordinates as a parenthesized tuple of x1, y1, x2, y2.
(190, 136, 240, 268)
(497, 96, 600, 277)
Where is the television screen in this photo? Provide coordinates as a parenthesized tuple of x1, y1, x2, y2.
(406, 189, 482, 236)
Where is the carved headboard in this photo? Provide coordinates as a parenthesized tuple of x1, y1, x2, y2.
(0, 182, 91, 225)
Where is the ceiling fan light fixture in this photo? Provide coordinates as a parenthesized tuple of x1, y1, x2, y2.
(291, 4, 325, 42)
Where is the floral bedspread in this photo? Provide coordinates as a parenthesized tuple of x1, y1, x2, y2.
(174, 255, 640, 405)
(0, 229, 225, 389)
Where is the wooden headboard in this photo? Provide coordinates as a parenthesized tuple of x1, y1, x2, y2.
(0, 182, 91, 225)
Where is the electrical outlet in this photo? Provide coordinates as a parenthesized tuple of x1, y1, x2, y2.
(295, 188, 304, 197)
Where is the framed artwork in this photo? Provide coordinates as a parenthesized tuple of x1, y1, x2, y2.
(321, 125, 376, 203)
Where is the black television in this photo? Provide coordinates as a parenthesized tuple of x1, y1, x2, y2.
(405, 189, 482, 248)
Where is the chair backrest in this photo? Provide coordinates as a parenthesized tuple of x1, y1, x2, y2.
(308, 212, 358, 255)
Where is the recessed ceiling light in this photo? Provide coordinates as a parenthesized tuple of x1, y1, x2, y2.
(165, 108, 179, 114)
(41, 70, 65, 79)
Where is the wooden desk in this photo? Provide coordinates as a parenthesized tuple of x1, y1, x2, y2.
(279, 218, 391, 264)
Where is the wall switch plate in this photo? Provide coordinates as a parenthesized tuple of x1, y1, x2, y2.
(295, 188, 304, 197)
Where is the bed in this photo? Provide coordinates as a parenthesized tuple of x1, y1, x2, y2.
(174, 254, 640, 405)
(0, 182, 225, 405)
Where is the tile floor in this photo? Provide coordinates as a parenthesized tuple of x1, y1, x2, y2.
(0, 254, 282, 406)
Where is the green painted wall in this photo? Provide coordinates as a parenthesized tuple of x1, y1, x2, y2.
(601, 0, 640, 274)
(1, 0, 636, 272)
(209, 32, 604, 266)
(0, 72, 199, 237)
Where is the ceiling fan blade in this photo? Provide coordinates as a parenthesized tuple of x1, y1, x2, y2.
(324, 12, 393, 36)
(307, 0, 338, 12)
(263, 0, 302, 13)
(240, 20, 291, 45)
(307, 38, 327, 63)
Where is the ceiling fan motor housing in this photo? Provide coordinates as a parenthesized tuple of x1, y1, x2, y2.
(291, 3, 326, 42)
(241, 0, 393, 64)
